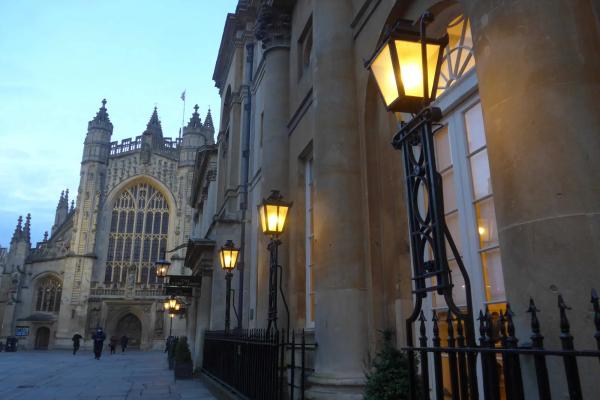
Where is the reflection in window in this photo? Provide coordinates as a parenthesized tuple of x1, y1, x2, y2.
(106, 183, 169, 286)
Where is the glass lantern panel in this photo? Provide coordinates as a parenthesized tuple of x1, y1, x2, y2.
(277, 205, 289, 233)
(259, 205, 267, 233)
(219, 251, 225, 269)
(370, 44, 399, 106)
(394, 40, 441, 98)
(266, 204, 279, 232)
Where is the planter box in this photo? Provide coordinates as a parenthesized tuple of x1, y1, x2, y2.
(174, 361, 193, 379)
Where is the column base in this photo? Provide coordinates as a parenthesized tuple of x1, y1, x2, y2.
(305, 374, 365, 400)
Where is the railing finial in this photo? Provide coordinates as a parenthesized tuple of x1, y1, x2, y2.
(558, 294, 572, 335)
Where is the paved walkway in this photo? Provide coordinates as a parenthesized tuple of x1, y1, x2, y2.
(0, 350, 218, 400)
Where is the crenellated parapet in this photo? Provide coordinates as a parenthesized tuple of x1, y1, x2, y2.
(109, 136, 181, 159)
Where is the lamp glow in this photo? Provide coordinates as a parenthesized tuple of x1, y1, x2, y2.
(155, 249, 171, 278)
(367, 21, 448, 113)
(219, 240, 240, 271)
(258, 190, 292, 236)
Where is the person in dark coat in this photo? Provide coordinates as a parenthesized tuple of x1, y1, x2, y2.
(72, 333, 82, 355)
(164, 336, 173, 353)
(120, 335, 128, 352)
(92, 328, 106, 360)
(109, 336, 118, 354)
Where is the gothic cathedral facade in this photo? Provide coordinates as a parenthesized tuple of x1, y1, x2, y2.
(0, 100, 214, 350)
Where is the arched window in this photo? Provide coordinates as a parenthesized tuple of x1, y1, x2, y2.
(35, 276, 62, 313)
(436, 15, 475, 97)
(105, 182, 170, 286)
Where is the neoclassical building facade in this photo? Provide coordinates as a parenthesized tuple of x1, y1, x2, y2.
(0, 100, 214, 350)
(185, 0, 600, 398)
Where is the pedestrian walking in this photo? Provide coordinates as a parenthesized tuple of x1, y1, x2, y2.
(72, 332, 82, 355)
(92, 328, 106, 360)
(164, 336, 173, 353)
(120, 335, 128, 352)
(109, 336, 118, 354)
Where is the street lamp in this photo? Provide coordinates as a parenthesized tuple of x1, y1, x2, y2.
(219, 240, 239, 333)
(367, 16, 447, 113)
(258, 190, 292, 332)
(366, 11, 478, 399)
(164, 296, 179, 336)
(155, 250, 171, 279)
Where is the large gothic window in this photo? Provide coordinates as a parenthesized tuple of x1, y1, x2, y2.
(35, 276, 62, 313)
(105, 182, 169, 285)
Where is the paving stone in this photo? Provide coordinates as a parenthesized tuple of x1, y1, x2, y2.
(0, 350, 217, 400)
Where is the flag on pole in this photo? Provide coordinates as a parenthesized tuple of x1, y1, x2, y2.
(180, 90, 186, 101)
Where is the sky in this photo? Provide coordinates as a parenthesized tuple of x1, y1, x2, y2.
(0, 0, 238, 246)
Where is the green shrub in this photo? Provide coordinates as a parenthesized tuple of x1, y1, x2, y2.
(365, 330, 414, 400)
(175, 336, 192, 364)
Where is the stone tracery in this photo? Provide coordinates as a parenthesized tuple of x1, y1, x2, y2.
(105, 182, 169, 286)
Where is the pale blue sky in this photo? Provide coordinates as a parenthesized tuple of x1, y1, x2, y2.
(0, 1, 237, 246)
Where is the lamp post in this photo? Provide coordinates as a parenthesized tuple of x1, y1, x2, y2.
(258, 190, 292, 332)
(164, 295, 179, 337)
(219, 240, 240, 333)
(366, 12, 478, 398)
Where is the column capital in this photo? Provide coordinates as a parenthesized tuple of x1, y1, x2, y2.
(254, 3, 291, 50)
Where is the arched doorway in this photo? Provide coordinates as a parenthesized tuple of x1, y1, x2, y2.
(115, 313, 142, 349)
(35, 327, 50, 349)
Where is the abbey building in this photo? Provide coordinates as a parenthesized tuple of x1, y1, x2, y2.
(0, 100, 214, 350)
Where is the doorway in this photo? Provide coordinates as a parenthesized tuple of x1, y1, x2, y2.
(35, 327, 50, 349)
(115, 313, 142, 349)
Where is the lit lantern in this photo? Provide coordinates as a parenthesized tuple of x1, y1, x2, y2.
(155, 250, 171, 278)
(219, 240, 240, 271)
(367, 21, 448, 113)
(258, 190, 292, 236)
(168, 296, 177, 310)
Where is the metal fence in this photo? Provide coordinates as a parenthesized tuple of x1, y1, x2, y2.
(404, 290, 600, 400)
(202, 329, 315, 400)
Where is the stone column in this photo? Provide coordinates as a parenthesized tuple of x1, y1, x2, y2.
(254, 3, 291, 328)
(255, 3, 291, 193)
(463, 1, 600, 396)
(307, 2, 368, 398)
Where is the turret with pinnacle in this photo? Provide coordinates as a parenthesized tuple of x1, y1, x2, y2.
(179, 105, 215, 167)
(52, 189, 70, 235)
(82, 99, 113, 165)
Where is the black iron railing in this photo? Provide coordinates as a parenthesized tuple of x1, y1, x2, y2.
(202, 329, 315, 400)
(404, 290, 600, 400)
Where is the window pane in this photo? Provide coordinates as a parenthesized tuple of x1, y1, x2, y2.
(469, 149, 492, 199)
(465, 102, 486, 153)
(450, 259, 466, 306)
(445, 211, 461, 256)
(475, 198, 499, 248)
(481, 248, 505, 301)
(435, 125, 452, 170)
(442, 169, 457, 212)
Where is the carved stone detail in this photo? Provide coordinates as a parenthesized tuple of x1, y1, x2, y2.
(255, 4, 291, 49)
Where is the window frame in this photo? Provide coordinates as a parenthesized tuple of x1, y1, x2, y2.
(304, 156, 315, 329)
